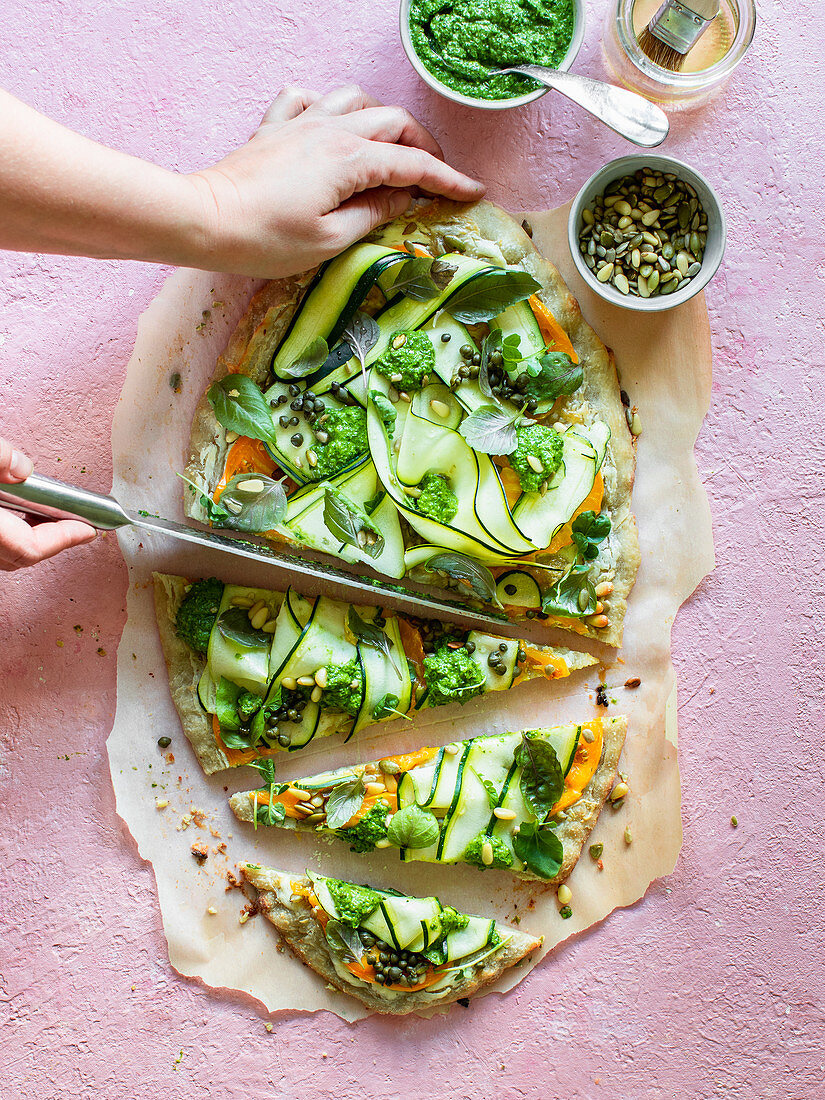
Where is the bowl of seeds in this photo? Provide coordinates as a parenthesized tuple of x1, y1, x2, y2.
(567, 155, 726, 311)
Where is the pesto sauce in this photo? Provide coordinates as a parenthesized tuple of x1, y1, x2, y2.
(409, 0, 576, 101)
(326, 878, 383, 926)
(312, 406, 368, 480)
(374, 330, 435, 392)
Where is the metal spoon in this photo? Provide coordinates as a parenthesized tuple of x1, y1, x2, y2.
(496, 65, 669, 147)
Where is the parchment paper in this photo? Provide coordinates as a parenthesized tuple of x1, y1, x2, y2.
(108, 202, 714, 1020)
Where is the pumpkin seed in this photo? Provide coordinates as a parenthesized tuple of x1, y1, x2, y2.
(687, 261, 702, 277)
(582, 208, 594, 225)
(614, 271, 630, 295)
(637, 276, 650, 298)
(639, 263, 653, 278)
(596, 263, 614, 283)
(614, 199, 632, 216)
(647, 270, 660, 291)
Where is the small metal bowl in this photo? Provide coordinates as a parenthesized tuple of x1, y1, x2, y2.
(399, 0, 586, 110)
(567, 154, 726, 312)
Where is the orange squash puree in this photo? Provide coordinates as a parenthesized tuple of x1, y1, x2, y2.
(380, 746, 438, 774)
(213, 714, 279, 767)
(250, 785, 312, 819)
(551, 718, 603, 814)
(344, 791, 398, 828)
(512, 646, 569, 688)
(214, 436, 277, 501)
(397, 617, 426, 697)
(528, 296, 578, 363)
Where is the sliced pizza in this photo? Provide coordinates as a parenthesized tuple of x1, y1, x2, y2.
(240, 863, 541, 1015)
(154, 572, 596, 775)
(230, 717, 627, 885)
(182, 200, 639, 647)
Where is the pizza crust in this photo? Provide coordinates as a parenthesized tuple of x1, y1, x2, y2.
(182, 199, 639, 645)
(239, 864, 541, 1015)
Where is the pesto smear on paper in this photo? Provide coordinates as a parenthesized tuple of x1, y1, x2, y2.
(408, 0, 576, 101)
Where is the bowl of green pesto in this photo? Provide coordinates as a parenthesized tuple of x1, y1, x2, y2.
(401, 0, 585, 109)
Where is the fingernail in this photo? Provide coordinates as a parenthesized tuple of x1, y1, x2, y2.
(10, 450, 33, 480)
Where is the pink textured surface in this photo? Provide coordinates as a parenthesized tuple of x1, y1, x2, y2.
(1, 1, 822, 1096)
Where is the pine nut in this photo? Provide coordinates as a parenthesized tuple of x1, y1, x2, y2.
(306, 449, 317, 468)
(314, 667, 328, 688)
(375, 839, 393, 849)
(236, 478, 264, 493)
(595, 601, 604, 614)
(250, 608, 269, 630)
(557, 884, 572, 904)
(493, 807, 517, 821)
(311, 795, 325, 808)
(582, 728, 595, 743)
(281, 676, 298, 690)
(248, 600, 266, 618)
(262, 619, 278, 633)
(444, 743, 460, 755)
(297, 675, 315, 687)
(310, 685, 323, 703)
(595, 581, 613, 597)
(429, 399, 451, 418)
(225, 431, 239, 444)
(365, 781, 386, 796)
(481, 841, 494, 866)
(526, 454, 544, 473)
(231, 596, 254, 608)
(155, 799, 168, 810)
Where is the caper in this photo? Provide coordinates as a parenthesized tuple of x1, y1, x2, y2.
(288, 384, 300, 396)
(279, 415, 289, 428)
(157, 736, 171, 748)
(277, 733, 291, 747)
(290, 433, 303, 447)
(465, 641, 475, 654)
(440, 332, 451, 343)
(471, 353, 481, 366)
(498, 642, 508, 652)
(460, 344, 474, 359)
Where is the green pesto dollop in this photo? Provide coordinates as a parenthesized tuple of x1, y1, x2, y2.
(340, 799, 391, 853)
(464, 832, 515, 869)
(175, 578, 224, 653)
(417, 473, 459, 524)
(439, 906, 470, 935)
(509, 422, 564, 492)
(409, 0, 576, 102)
(325, 878, 382, 926)
(374, 330, 435, 392)
(311, 406, 368, 480)
(423, 644, 484, 707)
(322, 657, 364, 717)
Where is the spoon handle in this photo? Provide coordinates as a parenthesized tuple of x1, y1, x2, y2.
(511, 65, 669, 147)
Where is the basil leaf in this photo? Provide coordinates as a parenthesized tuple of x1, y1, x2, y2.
(524, 352, 583, 404)
(541, 563, 597, 620)
(372, 692, 401, 721)
(325, 775, 367, 830)
(347, 606, 400, 675)
(249, 757, 277, 788)
(478, 329, 500, 399)
(323, 487, 384, 560)
(512, 822, 564, 880)
(391, 256, 455, 301)
(208, 374, 279, 444)
(325, 919, 365, 964)
(424, 551, 501, 608)
(445, 271, 542, 324)
(571, 511, 612, 561)
(515, 733, 564, 818)
(219, 473, 287, 533)
(459, 405, 520, 455)
(216, 606, 270, 649)
(472, 768, 500, 810)
(215, 677, 242, 732)
(387, 804, 440, 849)
(255, 799, 286, 827)
(343, 311, 380, 384)
(280, 336, 330, 380)
(178, 472, 233, 525)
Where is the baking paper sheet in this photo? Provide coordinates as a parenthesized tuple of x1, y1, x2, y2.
(108, 202, 714, 1020)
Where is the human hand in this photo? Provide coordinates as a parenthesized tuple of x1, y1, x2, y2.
(186, 84, 486, 279)
(0, 441, 96, 571)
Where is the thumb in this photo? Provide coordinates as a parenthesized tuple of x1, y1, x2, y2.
(327, 187, 412, 243)
(0, 438, 33, 483)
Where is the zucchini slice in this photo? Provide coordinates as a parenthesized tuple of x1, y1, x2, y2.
(495, 570, 542, 609)
(351, 615, 412, 736)
(467, 632, 519, 691)
(261, 379, 361, 485)
(206, 584, 277, 695)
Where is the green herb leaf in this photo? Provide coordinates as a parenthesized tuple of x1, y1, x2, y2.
(391, 257, 457, 301)
(445, 270, 542, 324)
(325, 919, 365, 964)
(249, 758, 277, 788)
(387, 804, 440, 849)
(323, 487, 385, 560)
(280, 336, 330, 380)
(325, 775, 367, 830)
(424, 551, 502, 608)
(478, 329, 501, 399)
(459, 404, 521, 455)
(343, 311, 380, 384)
(215, 676, 242, 732)
(472, 768, 500, 809)
(254, 798, 286, 828)
(369, 390, 397, 437)
(523, 352, 583, 405)
(372, 692, 401, 720)
(208, 374, 278, 444)
(541, 563, 597, 620)
(515, 733, 564, 818)
(512, 821, 564, 880)
(218, 473, 287, 532)
(216, 606, 270, 649)
(347, 606, 399, 675)
(571, 511, 612, 561)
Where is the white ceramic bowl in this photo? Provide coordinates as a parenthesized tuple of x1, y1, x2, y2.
(399, 0, 585, 110)
(567, 154, 726, 312)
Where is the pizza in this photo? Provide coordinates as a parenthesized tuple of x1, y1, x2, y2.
(182, 200, 639, 647)
(240, 864, 541, 1014)
(154, 572, 596, 775)
(230, 717, 626, 885)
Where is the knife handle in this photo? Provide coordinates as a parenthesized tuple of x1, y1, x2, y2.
(0, 471, 132, 530)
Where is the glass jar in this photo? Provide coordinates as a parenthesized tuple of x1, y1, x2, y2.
(603, 0, 756, 107)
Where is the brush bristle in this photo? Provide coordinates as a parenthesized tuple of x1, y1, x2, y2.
(637, 25, 689, 71)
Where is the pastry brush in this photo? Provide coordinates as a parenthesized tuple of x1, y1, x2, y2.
(637, 0, 720, 71)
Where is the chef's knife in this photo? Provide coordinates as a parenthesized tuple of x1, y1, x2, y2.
(0, 470, 528, 635)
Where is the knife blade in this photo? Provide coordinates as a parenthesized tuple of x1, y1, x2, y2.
(0, 470, 526, 635)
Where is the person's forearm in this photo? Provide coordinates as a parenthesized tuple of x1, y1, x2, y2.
(0, 90, 207, 265)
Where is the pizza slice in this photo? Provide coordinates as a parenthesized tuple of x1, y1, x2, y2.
(230, 717, 626, 885)
(154, 572, 596, 775)
(240, 863, 541, 1015)
(182, 200, 639, 647)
